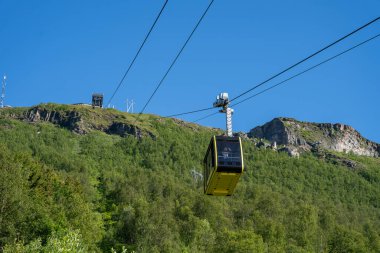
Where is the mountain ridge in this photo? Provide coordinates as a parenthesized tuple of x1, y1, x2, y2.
(1, 104, 378, 158)
(248, 117, 380, 157)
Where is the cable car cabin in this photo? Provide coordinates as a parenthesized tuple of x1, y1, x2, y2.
(204, 136, 244, 196)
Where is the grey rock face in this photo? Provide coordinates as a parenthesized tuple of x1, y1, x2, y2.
(249, 118, 289, 144)
(2, 105, 155, 139)
(27, 107, 83, 133)
(106, 122, 155, 139)
(278, 146, 300, 158)
(249, 117, 380, 157)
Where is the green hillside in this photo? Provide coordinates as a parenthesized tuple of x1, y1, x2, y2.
(0, 104, 379, 253)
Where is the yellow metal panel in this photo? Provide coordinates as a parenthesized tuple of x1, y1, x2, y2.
(204, 135, 244, 196)
(213, 135, 217, 168)
(239, 137, 244, 172)
(205, 172, 242, 196)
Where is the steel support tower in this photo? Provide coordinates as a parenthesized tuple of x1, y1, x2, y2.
(213, 92, 234, 137)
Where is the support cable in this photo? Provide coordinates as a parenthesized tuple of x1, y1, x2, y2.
(163, 106, 215, 118)
(107, 0, 169, 106)
(230, 33, 380, 108)
(134, 0, 215, 123)
(229, 16, 380, 103)
(192, 32, 380, 123)
(161, 17, 380, 121)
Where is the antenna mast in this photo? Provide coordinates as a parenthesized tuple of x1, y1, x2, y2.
(1, 75, 6, 108)
(213, 92, 234, 137)
(126, 99, 135, 113)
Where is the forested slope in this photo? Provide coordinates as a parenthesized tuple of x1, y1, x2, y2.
(0, 104, 379, 252)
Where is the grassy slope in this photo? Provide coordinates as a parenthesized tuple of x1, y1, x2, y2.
(0, 105, 379, 253)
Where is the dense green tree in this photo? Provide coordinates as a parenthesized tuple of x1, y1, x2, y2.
(328, 226, 368, 253)
(0, 105, 379, 252)
(3, 229, 87, 253)
(214, 229, 265, 253)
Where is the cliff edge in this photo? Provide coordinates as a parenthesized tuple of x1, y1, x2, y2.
(248, 117, 380, 157)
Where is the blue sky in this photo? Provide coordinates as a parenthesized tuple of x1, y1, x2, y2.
(1, 0, 379, 142)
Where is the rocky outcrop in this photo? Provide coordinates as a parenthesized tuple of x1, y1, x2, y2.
(27, 107, 84, 133)
(106, 122, 155, 139)
(249, 117, 380, 157)
(0, 105, 155, 139)
(278, 146, 300, 158)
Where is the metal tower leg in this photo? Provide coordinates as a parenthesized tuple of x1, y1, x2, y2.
(226, 107, 233, 137)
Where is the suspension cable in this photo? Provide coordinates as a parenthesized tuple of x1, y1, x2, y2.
(107, 0, 169, 106)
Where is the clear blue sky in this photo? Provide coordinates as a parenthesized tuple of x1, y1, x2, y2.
(1, 0, 379, 142)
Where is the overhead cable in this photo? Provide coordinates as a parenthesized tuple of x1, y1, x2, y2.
(135, 0, 215, 123)
(192, 32, 380, 123)
(161, 17, 380, 121)
(107, 0, 169, 106)
(193, 111, 219, 123)
(163, 106, 215, 118)
(229, 16, 380, 103)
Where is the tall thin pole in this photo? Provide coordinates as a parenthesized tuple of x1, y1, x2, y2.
(1, 75, 6, 108)
(126, 99, 135, 113)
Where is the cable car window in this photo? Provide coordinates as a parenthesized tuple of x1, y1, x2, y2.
(216, 140, 241, 165)
(204, 143, 215, 184)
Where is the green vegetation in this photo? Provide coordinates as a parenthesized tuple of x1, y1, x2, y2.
(0, 106, 379, 252)
(299, 128, 322, 143)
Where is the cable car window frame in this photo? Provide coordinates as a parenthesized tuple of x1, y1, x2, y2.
(204, 138, 216, 187)
(215, 137, 243, 173)
(216, 140, 241, 164)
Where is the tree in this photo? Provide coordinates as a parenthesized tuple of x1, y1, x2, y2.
(328, 226, 368, 253)
(215, 229, 265, 253)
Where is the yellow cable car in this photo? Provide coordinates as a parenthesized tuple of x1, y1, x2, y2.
(203, 135, 244, 196)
